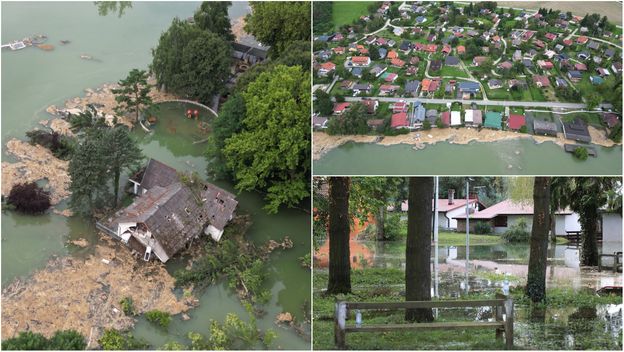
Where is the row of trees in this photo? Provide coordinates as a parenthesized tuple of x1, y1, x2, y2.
(320, 176, 621, 315)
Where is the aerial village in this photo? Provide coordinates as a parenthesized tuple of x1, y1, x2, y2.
(313, 1, 623, 158)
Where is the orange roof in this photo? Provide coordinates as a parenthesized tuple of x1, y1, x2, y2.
(391, 58, 405, 67)
(422, 78, 432, 91)
(320, 62, 336, 70)
(351, 56, 370, 64)
(457, 45, 466, 53)
(387, 50, 398, 59)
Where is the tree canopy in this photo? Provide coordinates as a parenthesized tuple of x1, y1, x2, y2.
(244, 2, 311, 55)
(222, 65, 310, 213)
(151, 18, 231, 103)
(193, 1, 234, 41)
(112, 68, 153, 123)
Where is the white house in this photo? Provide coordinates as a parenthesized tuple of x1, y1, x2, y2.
(450, 111, 462, 126)
(400, 190, 483, 230)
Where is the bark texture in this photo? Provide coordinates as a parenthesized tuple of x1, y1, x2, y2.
(526, 177, 551, 303)
(405, 177, 434, 322)
(327, 177, 352, 295)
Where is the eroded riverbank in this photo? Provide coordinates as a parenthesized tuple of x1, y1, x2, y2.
(313, 127, 620, 161)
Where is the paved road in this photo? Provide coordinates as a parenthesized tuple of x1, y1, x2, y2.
(344, 96, 613, 109)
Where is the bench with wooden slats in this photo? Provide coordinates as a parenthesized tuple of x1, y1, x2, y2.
(334, 297, 514, 349)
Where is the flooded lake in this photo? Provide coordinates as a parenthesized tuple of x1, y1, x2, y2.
(2, 2, 309, 349)
(313, 140, 623, 175)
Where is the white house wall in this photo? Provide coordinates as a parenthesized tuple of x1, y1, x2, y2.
(602, 213, 622, 243)
(493, 214, 533, 234)
(565, 213, 582, 233)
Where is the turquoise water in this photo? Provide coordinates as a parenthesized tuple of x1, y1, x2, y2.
(314, 139, 622, 175)
(2, 2, 310, 349)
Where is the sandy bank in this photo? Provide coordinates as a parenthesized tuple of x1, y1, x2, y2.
(1, 236, 195, 348)
(1, 139, 70, 205)
(313, 126, 620, 160)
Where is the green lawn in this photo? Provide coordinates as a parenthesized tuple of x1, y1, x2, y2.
(437, 232, 503, 245)
(439, 65, 470, 78)
(333, 1, 370, 30)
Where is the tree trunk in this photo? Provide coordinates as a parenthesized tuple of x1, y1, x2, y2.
(113, 168, 120, 208)
(375, 206, 385, 241)
(526, 177, 551, 303)
(327, 177, 352, 295)
(580, 207, 599, 266)
(405, 177, 434, 322)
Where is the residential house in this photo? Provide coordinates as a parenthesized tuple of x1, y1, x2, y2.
(508, 114, 526, 130)
(99, 159, 237, 262)
(567, 70, 583, 82)
(498, 61, 513, 70)
(576, 36, 589, 44)
(575, 63, 587, 71)
(413, 103, 427, 124)
(421, 78, 441, 94)
(522, 58, 534, 69)
(406, 66, 418, 75)
(365, 36, 377, 45)
(512, 50, 522, 61)
(450, 111, 462, 126)
(602, 113, 620, 128)
(317, 62, 336, 77)
(425, 44, 438, 53)
(367, 119, 385, 130)
(427, 34, 437, 42)
(445, 56, 460, 66)
(405, 80, 421, 97)
(399, 40, 411, 53)
(544, 32, 557, 41)
(351, 56, 371, 67)
(596, 67, 610, 77)
(313, 115, 328, 129)
(391, 58, 406, 68)
(392, 101, 409, 113)
(393, 27, 405, 36)
(612, 62, 622, 74)
(340, 80, 355, 90)
(554, 77, 569, 88)
(554, 44, 564, 52)
(457, 45, 466, 55)
(332, 46, 345, 55)
(587, 41, 600, 50)
(442, 44, 452, 55)
(400, 191, 484, 230)
(593, 56, 603, 65)
(508, 79, 528, 90)
(382, 72, 398, 82)
(333, 102, 351, 115)
(472, 56, 488, 66)
(563, 118, 591, 143)
(604, 48, 615, 58)
(488, 79, 503, 89)
(464, 109, 482, 126)
(430, 59, 442, 71)
(387, 39, 397, 47)
(370, 65, 387, 77)
(410, 56, 420, 65)
(375, 47, 387, 59)
(577, 51, 590, 60)
(416, 16, 427, 24)
(379, 84, 400, 95)
(484, 112, 502, 129)
(522, 31, 536, 41)
(533, 75, 550, 88)
(458, 81, 480, 98)
(533, 119, 558, 136)
(232, 42, 269, 65)
(439, 111, 450, 126)
(361, 99, 379, 114)
(391, 112, 409, 128)
(537, 60, 554, 70)
(352, 83, 372, 95)
(387, 50, 399, 60)
(351, 67, 363, 78)
(544, 50, 556, 59)
(590, 75, 605, 85)
(453, 199, 533, 234)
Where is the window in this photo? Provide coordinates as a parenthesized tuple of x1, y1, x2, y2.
(494, 216, 508, 227)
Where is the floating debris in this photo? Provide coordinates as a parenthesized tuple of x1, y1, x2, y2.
(37, 44, 54, 51)
(80, 54, 93, 60)
(60, 40, 71, 45)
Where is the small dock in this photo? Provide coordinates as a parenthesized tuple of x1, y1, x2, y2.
(1, 41, 26, 50)
(564, 144, 597, 157)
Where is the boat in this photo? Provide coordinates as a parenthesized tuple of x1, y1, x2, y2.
(80, 54, 93, 60)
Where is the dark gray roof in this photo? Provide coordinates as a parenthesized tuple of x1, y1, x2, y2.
(533, 119, 558, 135)
(563, 118, 591, 142)
(405, 80, 420, 92)
(232, 42, 269, 60)
(445, 56, 460, 66)
(137, 159, 179, 192)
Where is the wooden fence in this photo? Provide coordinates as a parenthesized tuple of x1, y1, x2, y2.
(334, 297, 514, 349)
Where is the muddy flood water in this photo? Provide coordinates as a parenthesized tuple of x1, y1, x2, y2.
(314, 222, 623, 350)
(2, 2, 310, 349)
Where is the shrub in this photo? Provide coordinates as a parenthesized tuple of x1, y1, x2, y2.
(48, 330, 87, 350)
(502, 219, 530, 242)
(1, 331, 48, 350)
(422, 119, 432, 130)
(7, 182, 51, 214)
(435, 117, 446, 129)
(608, 123, 621, 142)
(99, 329, 148, 350)
(119, 297, 136, 316)
(573, 146, 588, 160)
(145, 310, 172, 329)
(519, 125, 528, 133)
(474, 221, 493, 234)
(25, 130, 74, 160)
(383, 212, 404, 240)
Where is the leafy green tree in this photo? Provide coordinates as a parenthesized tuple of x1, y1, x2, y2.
(573, 146, 589, 160)
(273, 40, 311, 71)
(222, 65, 310, 213)
(1, 331, 48, 350)
(206, 94, 246, 178)
(350, 177, 405, 241)
(315, 89, 333, 116)
(112, 69, 153, 123)
(94, 1, 132, 17)
(151, 18, 231, 103)
(48, 330, 87, 350)
(69, 134, 111, 216)
(193, 1, 234, 41)
(327, 177, 352, 294)
(145, 310, 172, 329)
(99, 329, 148, 350)
(326, 103, 370, 135)
(526, 177, 551, 303)
(104, 126, 144, 207)
(244, 2, 310, 55)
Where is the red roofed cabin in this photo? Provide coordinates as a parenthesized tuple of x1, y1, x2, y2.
(508, 114, 526, 130)
(391, 112, 409, 129)
(351, 56, 371, 67)
(333, 102, 351, 115)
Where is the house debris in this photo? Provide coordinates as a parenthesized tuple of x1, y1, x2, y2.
(97, 159, 238, 263)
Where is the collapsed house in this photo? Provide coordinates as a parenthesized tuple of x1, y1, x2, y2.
(97, 159, 237, 263)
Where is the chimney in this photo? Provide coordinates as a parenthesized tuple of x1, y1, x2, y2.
(448, 189, 455, 205)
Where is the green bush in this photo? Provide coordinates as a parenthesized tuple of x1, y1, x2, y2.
(519, 125, 528, 133)
(422, 119, 432, 130)
(99, 329, 148, 350)
(573, 146, 588, 160)
(145, 310, 172, 329)
(1, 331, 48, 350)
(473, 221, 493, 234)
(119, 296, 136, 316)
(502, 219, 530, 242)
(48, 330, 87, 350)
(383, 212, 404, 240)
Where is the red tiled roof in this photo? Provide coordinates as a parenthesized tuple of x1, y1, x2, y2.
(457, 45, 466, 54)
(575, 63, 587, 71)
(391, 58, 405, 67)
(391, 112, 408, 128)
(508, 114, 526, 130)
(563, 39, 573, 46)
(320, 62, 336, 70)
(333, 102, 350, 113)
(352, 56, 370, 64)
(440, 111, 450, 126)
(453, 199, 533, 219)
(577, 36, 589, 44)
